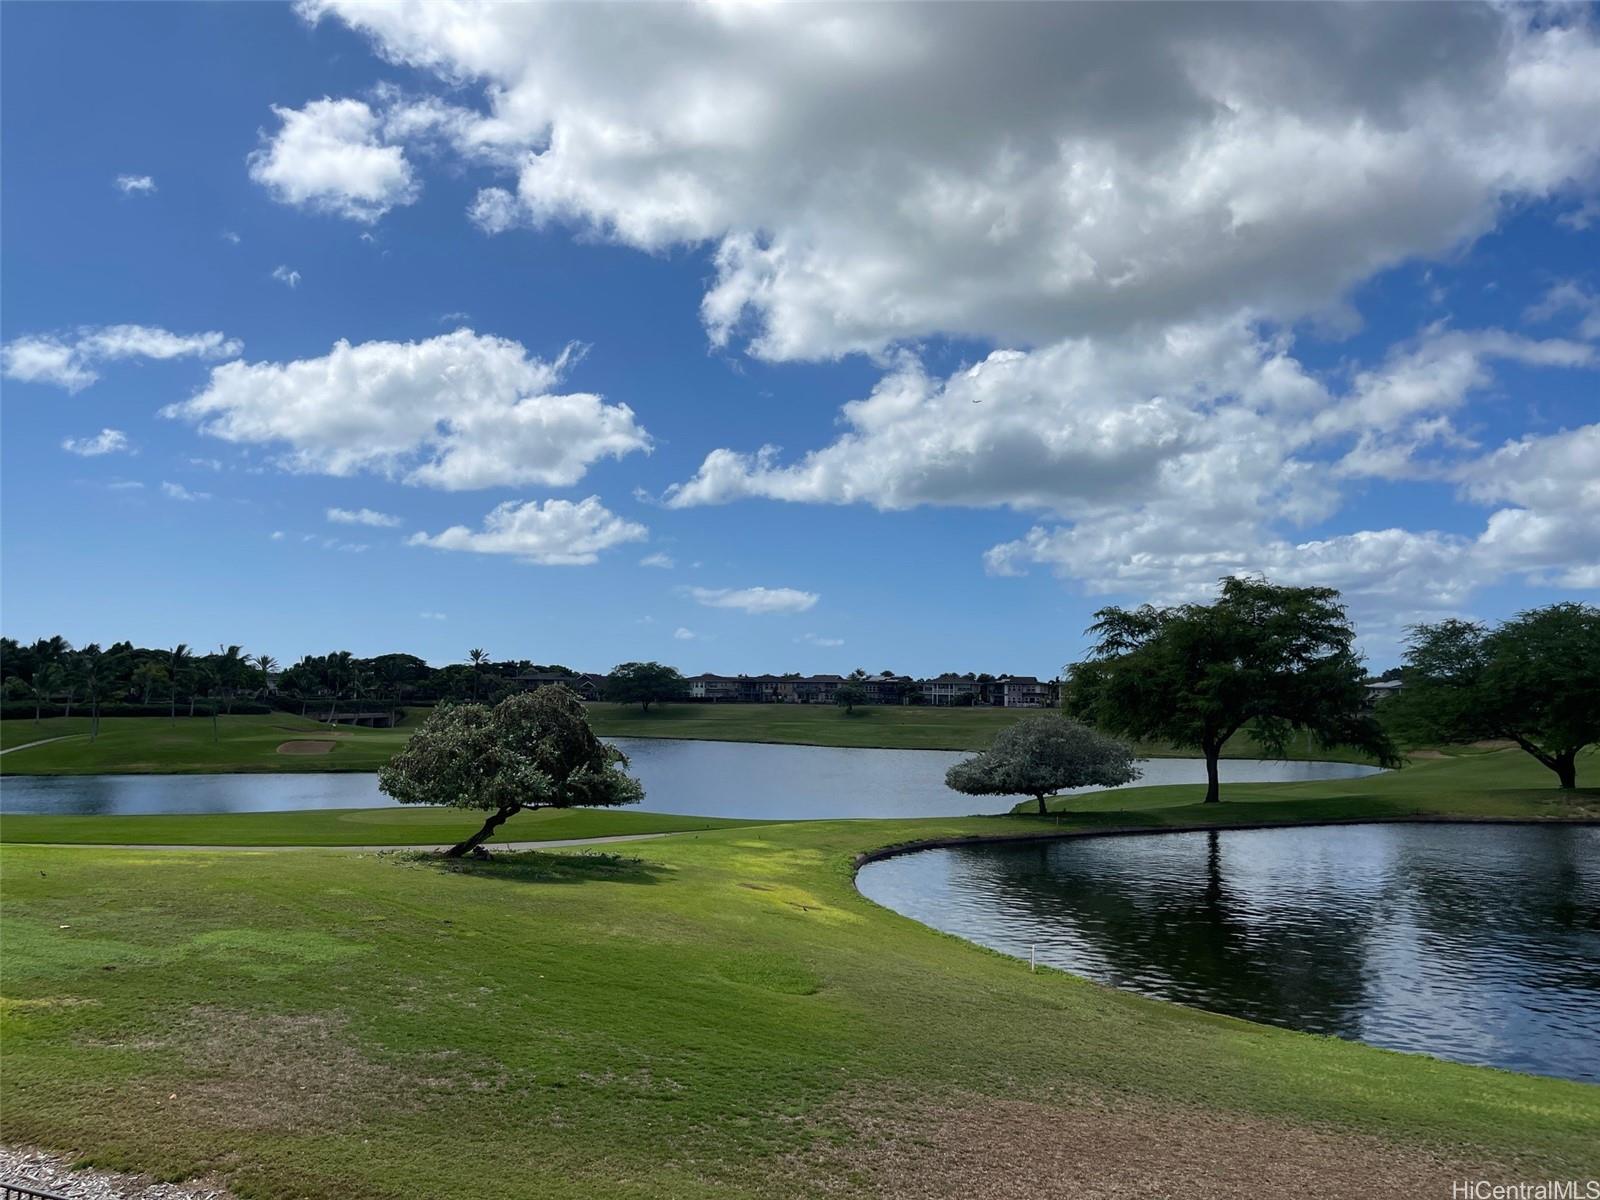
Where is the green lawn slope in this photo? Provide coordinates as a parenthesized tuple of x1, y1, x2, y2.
(1, 749, 1595, 1199)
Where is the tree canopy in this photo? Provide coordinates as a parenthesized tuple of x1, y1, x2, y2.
(945, 715, 1138, 815)
(1387, 602, 1600, 790)
(378, 686, 643, 856)
(1065, 576, 1398, 803)
(605, 661, 687, 712)
(834, 682, 869, 714)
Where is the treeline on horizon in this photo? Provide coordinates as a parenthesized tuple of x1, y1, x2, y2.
(0, 636, 599, 719)
(0, 637, 962, 718)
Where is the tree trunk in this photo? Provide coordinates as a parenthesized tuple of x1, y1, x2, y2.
(1555, 749, 1578, 791)
(445, 804, 523, 857)
(34, 695, 42, 724)
(1202, 741, 1221, 804)
(189, 695, 197, 718)
(1036, 793, 1049, 816)
(171, 686, 177, 727)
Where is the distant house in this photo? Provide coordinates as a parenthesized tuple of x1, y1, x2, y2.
(1364, 680, 1404, 704)
(921, 674, 980, 706)
(994, 676, 1057, 708)
(515, 670, 601, 700)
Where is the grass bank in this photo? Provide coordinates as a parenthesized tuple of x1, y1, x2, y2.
(1, 705, 1381, 774)
(2, 750, 1595, 1199)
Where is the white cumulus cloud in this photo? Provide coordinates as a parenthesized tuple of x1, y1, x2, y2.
(2, 325, 242, 393)
(161, 481, 210, 502)
(639, 552, 675, 569)
(688, 586, 818, 615)
(248, 97, 417, 222)
(409, 496, 647, 566)
(115, 174, 156, 195)
(62, 429, 131, 457)
(164, 329, 650, 491)
(327, 506, 402, 528)
(303, 3, 1600, 360)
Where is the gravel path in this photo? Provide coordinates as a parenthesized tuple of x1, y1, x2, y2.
(0, 1146, 235, 1200)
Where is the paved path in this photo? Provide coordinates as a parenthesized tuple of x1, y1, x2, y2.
(14, 831, 685, 852)
(0, 735, 79, 757)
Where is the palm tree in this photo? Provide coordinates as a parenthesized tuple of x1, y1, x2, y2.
(31, 663, 64, 724)
(169, 644, 191, 725)
(214, 645, 247, 715)
(253, 654, 279, 700)
(324, 651, 354, 722)
(468, 648, 490, 701)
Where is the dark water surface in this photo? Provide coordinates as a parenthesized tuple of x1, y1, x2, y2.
(0, 738, 1379, 818)
(857, 822, 1600, 1082)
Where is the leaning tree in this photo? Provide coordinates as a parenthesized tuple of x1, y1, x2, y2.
(946, 715, 1139, 815)
(1388, 603, 1600, 790)
(379, 685, 643, 857)
(1066, 576, 1399, 803)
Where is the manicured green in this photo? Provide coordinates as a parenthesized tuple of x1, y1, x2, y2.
(0, 713, 411, 774)
(2, 750, 1596, 1200)
(0, 806, 765, 847)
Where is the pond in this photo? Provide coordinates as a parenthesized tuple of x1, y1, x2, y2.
(0, 737, 1380, 819)
(856, 822, 1600, 1082)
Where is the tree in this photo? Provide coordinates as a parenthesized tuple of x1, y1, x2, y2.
(835, 681, 869, 714)
(168, 644, 191, 725)
(468, 648, 490, 701)
(131, 660, 169, 704)
(379, 687, 644, 857)
(1066, 577, 1399, 804)
(946, 716, 1140, 815)
(605, 662, 687, 712)
(1388, 603, 1600, 790)
(30, 663, 64, 724)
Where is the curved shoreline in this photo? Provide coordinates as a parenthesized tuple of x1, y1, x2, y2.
(851, 812, 1600, 872)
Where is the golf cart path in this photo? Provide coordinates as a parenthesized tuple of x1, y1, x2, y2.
(0, 735, 80, 757)
(12, 831, 684, 852)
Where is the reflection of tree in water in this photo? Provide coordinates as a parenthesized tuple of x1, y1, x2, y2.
(946, 830, 1377, 1037)
(1397, 825, 1600, 995)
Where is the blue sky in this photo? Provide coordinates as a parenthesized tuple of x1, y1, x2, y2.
(3, 2, 1597, 676)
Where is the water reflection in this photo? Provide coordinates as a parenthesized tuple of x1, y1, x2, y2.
(857, 823, 1600, 1082)
(0, 740, 1379, 820)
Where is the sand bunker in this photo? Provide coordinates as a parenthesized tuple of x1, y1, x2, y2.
(276, 740, 336, 756)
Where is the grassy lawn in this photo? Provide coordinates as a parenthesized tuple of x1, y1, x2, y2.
(3, 706, 1382, 774)
(0, 806, 768, 847)
(2, 750, 1596, 1199)
(0, 715, 93, 750)
(0, 713, 411, 775)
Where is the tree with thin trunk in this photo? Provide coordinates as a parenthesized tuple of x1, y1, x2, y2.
(945, 715, 1139, 815)
(468, 648, 490, 701)
(379, 686, 643, 857)
(169, 644, 191, 726)
(31, 664, 64, 724)
(1066, 576, 1399, 803)
(835, 682, 868, 715)
(1387, 603, 1599, 790)
(253, 654, 279, 699)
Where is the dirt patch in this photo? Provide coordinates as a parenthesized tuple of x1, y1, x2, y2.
(274, 740, 335, 756)
(1408, 749, 1449, 760)
(0, 1144, 237, 1199)
(160, 1006, 393, 1132)
(784, 1091, 1506, 1200)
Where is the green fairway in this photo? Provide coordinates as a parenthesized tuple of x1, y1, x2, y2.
(0, 805, 767, 847)
(0, 712, 411, 775)
(2, 704, 1384, 775)
(2, 749, 1596, 1199)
